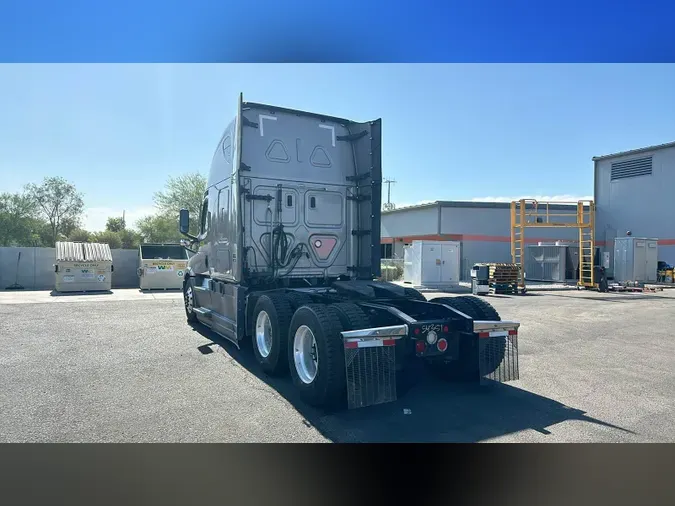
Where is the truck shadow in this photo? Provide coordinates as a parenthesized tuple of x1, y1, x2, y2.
(191, 324, 635, 443)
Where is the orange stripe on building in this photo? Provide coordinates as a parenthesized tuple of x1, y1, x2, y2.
(385, 233, 576, 244)
(382, 234, 675, 246)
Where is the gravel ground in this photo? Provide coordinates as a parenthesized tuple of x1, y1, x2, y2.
(1, 288, 674, 442)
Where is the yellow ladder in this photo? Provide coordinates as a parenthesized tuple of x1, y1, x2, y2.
(578, 201, 595, 289)
(510, 200, 528, 290)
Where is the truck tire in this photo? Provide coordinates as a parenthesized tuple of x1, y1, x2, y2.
(183, 278, 198, 324)
(429, 296, 477, 318)
(288, 304, 346, 409)
(455, 296, 501, 322)
(285, 290, 314, 311)
(252, 294, 294, 376)
(440, 296, 506, 378)
(329, 302, 371, 330)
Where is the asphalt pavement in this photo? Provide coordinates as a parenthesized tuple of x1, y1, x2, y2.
(1, 288, 674, 442)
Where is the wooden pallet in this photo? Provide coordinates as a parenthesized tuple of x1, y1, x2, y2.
(490, 275, 519, 282)
(489, 282, 519, 294)
(487, 263, 519, 276)
(490, 288, 519, 295)
(478, 263, 521, 290)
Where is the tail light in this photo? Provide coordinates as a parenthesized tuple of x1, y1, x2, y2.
(437, 339, 448, 352)
(426, 330, 438, 345)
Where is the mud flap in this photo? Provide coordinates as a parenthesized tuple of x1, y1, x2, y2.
(478, 332, 519, 385)
(344, 338, 397, 409)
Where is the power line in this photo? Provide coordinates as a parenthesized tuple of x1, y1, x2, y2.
(383, 178, 396, 210)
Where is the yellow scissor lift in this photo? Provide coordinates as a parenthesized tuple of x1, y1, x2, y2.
(510, 199, 596, 293)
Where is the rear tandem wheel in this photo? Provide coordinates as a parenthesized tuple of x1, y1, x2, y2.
(251, 293, 294, 376)
(285, 290, 314, 311)
(329, 302, 371, 330)
(426, 296, 505, 380)
(288, 304, 347, 409)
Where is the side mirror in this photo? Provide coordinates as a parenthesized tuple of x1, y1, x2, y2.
(179, 209, 190, 235)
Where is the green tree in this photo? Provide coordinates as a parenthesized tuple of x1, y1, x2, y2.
(119, 228, 142, 249)
(153, 172, 206, 236)
(58, 216, 80, 241)
(25, 177, 85, 247)
(91, 230, 122, 249)
(68, 228, 91, 243)
(106, 216, 126, 233)
(135, 213, 183, 244)
(0, 192, 46, 246)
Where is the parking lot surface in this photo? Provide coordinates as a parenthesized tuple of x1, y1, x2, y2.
(1, 288, 674, 442)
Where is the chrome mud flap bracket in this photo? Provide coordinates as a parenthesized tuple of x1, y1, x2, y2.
(341, 324, 408, 410)
(474, 321, 521, 386)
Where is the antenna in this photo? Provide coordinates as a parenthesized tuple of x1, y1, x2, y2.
(383, 178, 396, 211)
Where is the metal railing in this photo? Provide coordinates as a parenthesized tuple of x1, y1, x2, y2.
(510, 199, 595, 291)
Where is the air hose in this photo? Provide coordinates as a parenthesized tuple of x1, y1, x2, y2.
(271, 184, 308, 274)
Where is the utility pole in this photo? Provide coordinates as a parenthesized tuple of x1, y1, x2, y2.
(383, 178, 396, 211)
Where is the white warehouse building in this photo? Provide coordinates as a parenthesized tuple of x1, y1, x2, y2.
(593, 141, 675, 273)
(381, 201, 582, 281)
(381, 140, 675, 283)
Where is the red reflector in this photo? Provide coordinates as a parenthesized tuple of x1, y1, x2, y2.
(443, 325, 449, 333)
(382, 339, 396, 347)
(437, 339, 448, 352)
(414, 328, 420, 335)
(508, 330, 517, 335)
(478, 332, 490, 338)
(415, 341, 426, 353)
(344, 341, 358, 349)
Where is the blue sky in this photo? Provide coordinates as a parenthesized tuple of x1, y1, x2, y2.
(0, 64, 674, 231)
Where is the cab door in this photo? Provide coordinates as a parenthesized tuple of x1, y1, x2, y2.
(214, 185, 232, 278)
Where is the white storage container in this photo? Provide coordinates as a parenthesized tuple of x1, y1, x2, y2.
(403, 240, 460, 289)
(613, 237, 658, 283)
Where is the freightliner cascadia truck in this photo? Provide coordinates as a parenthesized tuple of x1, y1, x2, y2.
(179, 94, 520, 410)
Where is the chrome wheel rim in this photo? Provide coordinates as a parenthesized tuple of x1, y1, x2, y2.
(255, 311, 273, 358)
(185, 286, 194, 314)
(293, 325, 318, 384)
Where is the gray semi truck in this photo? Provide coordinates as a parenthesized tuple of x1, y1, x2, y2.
(179, 94, 520, 410)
